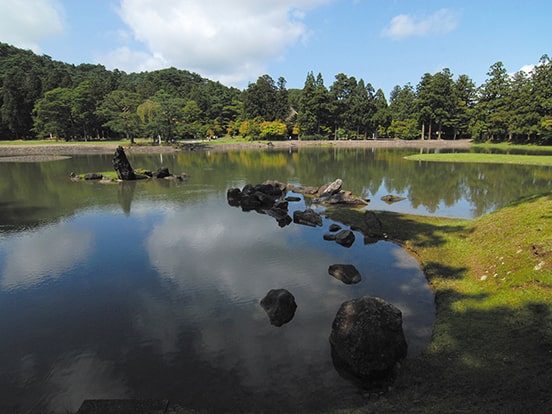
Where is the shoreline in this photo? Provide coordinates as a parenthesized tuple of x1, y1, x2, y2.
(0, 139, 472, 158)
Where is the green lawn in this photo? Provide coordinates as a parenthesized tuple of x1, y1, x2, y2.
(406, 152, 552, 166)
(326, 193, 552, 413)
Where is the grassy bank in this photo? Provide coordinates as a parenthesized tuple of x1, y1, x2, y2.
(405, 152, 552, 166)
(327, 193, 552, 413)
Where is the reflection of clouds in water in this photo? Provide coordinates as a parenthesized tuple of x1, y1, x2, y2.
(142, 201, 359, 394)
(133, 293, 183, 359)
(145, 202, 332, 300)
(389, 244, 435, 352)
(45, 351, 130, 413)
(139, 200, 434, 404)
(0, 222, 93, 290)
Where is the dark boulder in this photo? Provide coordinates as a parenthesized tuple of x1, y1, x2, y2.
(266, 207, 292, 228)
(323, 233, 337, 241)
(335, 229, 355, 247)
(227, 188, 242, 207)
(328, 264, 362, 284)
(329, 296, 407, 380)
(260, 289, 297, 327)
(329, 224, 342, 232)
(293, 208, 323, 227)
(112, 146, 136, 180)
(153, 167, 171, 179)
(83, 173, 103, 180)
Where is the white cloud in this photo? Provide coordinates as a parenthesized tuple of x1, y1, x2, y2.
(519, 64, 536, 75)
(104, 0, 330, 84)
(382, 8, 460, 40)
(0, 223, 93, 290)
(0, 0, 64, 52)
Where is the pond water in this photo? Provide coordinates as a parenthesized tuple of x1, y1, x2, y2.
(0, 147, 550, 413)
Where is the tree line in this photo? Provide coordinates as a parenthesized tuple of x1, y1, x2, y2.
(1, 42, 551, 144)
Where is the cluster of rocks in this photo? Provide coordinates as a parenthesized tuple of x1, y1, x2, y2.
(227, 181, 294, 227)
(71, 146, 188, 182)
(229, 179, 407, 386)
(288, 178, 369, 206)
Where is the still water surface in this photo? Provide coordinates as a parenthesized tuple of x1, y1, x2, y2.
(0, 147, 550, 413)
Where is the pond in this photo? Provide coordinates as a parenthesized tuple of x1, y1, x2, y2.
(0, 147, 550, 413)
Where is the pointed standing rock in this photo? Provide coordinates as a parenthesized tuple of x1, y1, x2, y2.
(112, 146, 136, 180)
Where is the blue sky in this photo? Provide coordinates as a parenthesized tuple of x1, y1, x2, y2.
(1, 0, 550, 96)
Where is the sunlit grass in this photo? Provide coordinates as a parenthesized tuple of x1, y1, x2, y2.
(406, 152, 552, 166)
(326, 193, 552, 413)
(472, 142, 552, 153)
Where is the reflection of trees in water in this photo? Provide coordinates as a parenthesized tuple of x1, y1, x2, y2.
(1, 149, 550, 229)
(170, 148, 551, 217)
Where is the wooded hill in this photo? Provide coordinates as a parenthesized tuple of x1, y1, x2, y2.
(0, 42, 551, 144)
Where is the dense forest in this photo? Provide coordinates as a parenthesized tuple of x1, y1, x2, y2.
(0, 42, 551, 144)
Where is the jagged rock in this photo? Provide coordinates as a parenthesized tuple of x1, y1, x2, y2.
(112, 146, 136, 180)
(318, 179, 343, 197)
(329, 224, 342, 232)
(329, 296, 407, 380)
(328, 264, 362, 284)
(266, 207, 292, 228)
(260, 289, 297, 327)
(335, 229, 355, 247)
(381, 194, 406, 204)
(293, 208, 323, 227)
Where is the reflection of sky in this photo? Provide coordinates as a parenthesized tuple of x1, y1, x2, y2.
(44, 351, 130, 413)
(0, 195, 435, 412)
(0, 221, 93, 290)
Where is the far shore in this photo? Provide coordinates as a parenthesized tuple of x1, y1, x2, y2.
(0, 138, 472, 158)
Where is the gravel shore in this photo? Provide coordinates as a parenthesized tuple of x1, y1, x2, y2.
(0, 139, 472, 161)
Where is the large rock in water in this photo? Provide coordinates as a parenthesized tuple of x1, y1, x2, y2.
(260, 289, 297, 327)
(329, 296, 407, 380)
(112, 146, 136, 180)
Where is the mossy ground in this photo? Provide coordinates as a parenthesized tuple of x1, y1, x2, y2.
(326, 193, 552, 413)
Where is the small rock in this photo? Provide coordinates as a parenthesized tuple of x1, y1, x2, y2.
(328, 264, 362, 284)
(329, 224, 342, 232)
(335, 229, 355, 247)
(381, 194, 406, 204)
(260, 289, 297, 327)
